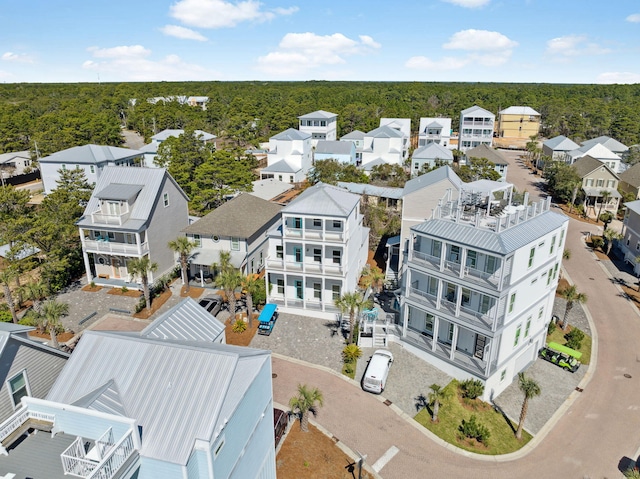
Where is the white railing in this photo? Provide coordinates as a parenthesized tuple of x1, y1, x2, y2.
(83, 240, 149, 256)
(411, 250, 440, 267)
(324, 231, 344, 242)
(90, 210, 131, 226)
(409, 288, 437, 307)
(0, 407, 55, 443)
(61, 429, 136, 479)
(95, 427, 114, 461)
(87, 430, 136, 479)
(61, 436, 98, 477)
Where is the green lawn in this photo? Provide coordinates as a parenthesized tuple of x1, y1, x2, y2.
(414, 380, 532, 455)
(547, 326, 592, 365)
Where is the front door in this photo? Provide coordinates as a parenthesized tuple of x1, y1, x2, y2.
(474, 334, 486, 359)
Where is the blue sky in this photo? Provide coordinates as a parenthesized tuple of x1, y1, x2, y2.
(1, 0, 639, 84)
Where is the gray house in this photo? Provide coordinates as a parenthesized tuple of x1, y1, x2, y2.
(77, 166, 189, 288)
(542, 135, 580, 162)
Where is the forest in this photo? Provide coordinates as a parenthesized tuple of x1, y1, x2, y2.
(1, 81, 639, 157)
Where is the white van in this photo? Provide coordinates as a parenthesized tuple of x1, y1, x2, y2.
(362, 350, 394, 394)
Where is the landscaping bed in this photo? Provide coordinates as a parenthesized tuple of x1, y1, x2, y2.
(224, 314, 259, 347)
(547, 325, 592, 366)
(132, 289, 172, 319)
(81, 284, 102, 292)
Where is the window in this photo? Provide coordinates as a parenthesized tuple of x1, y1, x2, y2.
(461, 288, 470, 306)
(212, 235, 220, 243)
(586, 178, 593, 187)
(332, 250, 341, 265)
(559, 229, 565, 246)
(294, 280, 303, 300)
(480, 295, 492, 314)
(163, 193, 169, 207)
(448, 245, 461, 262)
(62, 164, 67, 171)
(596, 179, 604, 187)
(538, 307, 544, 319)
(7, 371, 30, 408)
(485, 255, 497, 274)
(276, 279, 284, 294)
(294, 246, 303, 263)
(231, 238, 240, 251)
(293, 217, 302, 229)
(332, 284, 341, 301)
(525, 318, 532, 337)
(466, 250, 477, 269)
(313, 283, 322, 300)
(547, 268, 553, 285)
(509, 293, 516, 313)
(313, 248, 321, 262)
(193, 234, 201, 247)
(528, 247, 535, 268)
(259, 252, 263, 265)
(278, 175, 283, 182)
(550, 236, 556, 254)
(332, 220, 342, 229)
(289, 176, 294, 183)
(414, 163, 419, 170)
(500, 370, 506, 382)
(553, 263, 559, 279)
(214, 437, 225, 457)
(106, 201, 120, 216)
(90, 165, 95, 174)
(107, 231, 115, 241)
(514, 324, 522, 347)
(251, 259, 254, 273)
(447, 323, 454, 343)
(424, 314, 435, 335)
(313, 218, 321, 227)
(607, 179, 615, 188)
(276, 245, 283, 259)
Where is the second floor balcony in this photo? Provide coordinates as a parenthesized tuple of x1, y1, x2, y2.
(83, 238, 149, 256)
(90, 209, 132, 226)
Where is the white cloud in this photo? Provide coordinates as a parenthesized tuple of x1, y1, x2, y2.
(160, 25, 208, 41)
(83, 45, 218, 81)
(170, 0, 297, 29)
(443, 29, 518, 51)
(1, 52, 33, 63)
(545, 34, 610, 57)
(596, 72, 640, 84)
(441, 0, 490, 7)
(257, 32, 380, 76)
(626, 13, 640, 23)
(405, 56, 468, 71)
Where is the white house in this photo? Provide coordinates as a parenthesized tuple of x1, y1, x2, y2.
(314, 140, 356, 165)
(182, 193, 282, 280)
(542, 135, 580, 162)
(0, 329, 276, 479)
(380, 118, 411, 159)
(261, 128, 312, 183)
(76, 167, 189, 288)
(0, 150, 33, 177)
(418, 118, 452, 148)
(459, 106, 495, 152)
(411, 143, 454, 176)
(142, 129, 217, 168)
(399, 188, 568, 400)
(39, 145, 143, 194)
(581, 135, 628, 156)
(265, 183, 369, 319)
(361, 125, 407, 171)
(298, 110, 338, 146)
(568, 143, 623, 173)
(340, 130, 366, 164)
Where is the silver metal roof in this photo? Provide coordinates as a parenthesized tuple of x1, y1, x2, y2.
(412, 143, 453, 160)
(465, 144, 508, 165)
(151, 129, 215, 142)
(140, 298, 225, 342)
(298, 110, 337, 119)
(271, 128, 311, 141)
(314, 140, 354, 155)
(577, 143, 621, 160)
(419, 117, 452, 133)
(581, 135, 628, 153)
(403, 165, 463, 197)
(337, 182, 403, 199)
(261, 159, 300, 173)
(47, 331, 270, 466)
(39, 144, 143, 165)
(499, 106, 540, 116)
(461, 105, 494, 117)
(282, 182, 360, 217)
(341, 130, 366, 140)
(411, 210, 568, 255)
(543, 135, 580, 151)
(625, 200, 640, 215)
(72, 379, 128, 416)
(366, 125, 404, 138)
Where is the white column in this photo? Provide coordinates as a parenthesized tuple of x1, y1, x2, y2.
(439, 243, 447, 271)
(436, 278, 443, 309)
(450, 324, 459, 361)
(455, 286, 462, 317)
(459, 248, 467, 278)
(431, 318, 440, 352)
(135, 232, 142, 256)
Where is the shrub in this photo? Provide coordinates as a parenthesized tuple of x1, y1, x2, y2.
(0, 304, 11, 323)
(547, 320, 557, 335)
(591, 236, 604, 251)
(458, 414, 491, 445)
(121, 286, 129, 293)
(565, 327, 585, 350)
(135, 297, 146, 313)
(460, 379, 484, 400)
(232, 319, 247, 334)
(90, 281, 96, 288)
(342, 344, 362, 364)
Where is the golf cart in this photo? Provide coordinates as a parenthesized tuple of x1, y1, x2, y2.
(539, 342, 582, 373)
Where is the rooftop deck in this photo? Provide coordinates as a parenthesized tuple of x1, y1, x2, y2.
(2, 431, 77, 479)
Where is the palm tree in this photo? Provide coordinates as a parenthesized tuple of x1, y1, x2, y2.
(289, 384, 324, 432)
(168, 236, 196, 293)
(0, 269, 18, 323)
(603, 228, 623, 256)
(597, 190, 612, 221)
(19, 279, 48, 314)
(568, 181, 581, 214)
(360, 265, 385, 294)
(342, 343, 362, 364)
(428, 383, 450, 423)
(335, 291, 371, 344)
(241, 274, 260, 328)
(218, 268, 243, 322)
(559, 285, 587, 330)
(127, 257, 158, 312)
(515, 372, 541, 440)
(212, 250, 232, 279)
(40, 299, 69, 349)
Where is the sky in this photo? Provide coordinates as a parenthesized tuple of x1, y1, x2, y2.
(1, 0, 639, 84)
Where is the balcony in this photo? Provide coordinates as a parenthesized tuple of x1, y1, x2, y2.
(464, 265, 508, 290)
(84, 239, 149, 256)
(408, 287, 437, 309)
(0, 406, 55, 453)
(462, 120, 493, 127)
(283, 228, 345, 242)
(90, 210, 131, 226)
(411, 250, 441, 270)
(266, 259, 343, 276)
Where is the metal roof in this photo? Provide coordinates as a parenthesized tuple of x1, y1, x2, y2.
(411, 210, 568, 255)
(271, 128, 311, 141)
(412, 143, 453, 160)
(581, 135, 628, 153)
(261, 159, 301, 174)
(151, 129, 216, 142)
(76, 166, 189, 233)
(543, 135, 580, 151)
(140, 298, 225, 342)
(39, 144, 143, 165)
(337, 182, 403, 199)
(314, 140, 354, 155)
(0, 150, 30, 165)
(461, 105, 494, 117)
(366, 125, 404, 139)
(499, 106, 540, 116)
(72, 379, 128, 416)
(583, 187, 620, 198)
(362, 157, 387, 171)
(282, 182, 360, 217)
(0, 243, 40, 260)
(249, 178, 294, 201)
(402, 165, 463, 197)
(183, 193, 282, 238)
(46, 331, 270, 466)
(95, 183, 144, 201)
(298, 110, 337, 119)
(419, 117, 452, 133)
(341, 130, 366, 140)
(625, 200, 640, 215)
(466, 144, 508, 165)
(577, 143, 621, 160)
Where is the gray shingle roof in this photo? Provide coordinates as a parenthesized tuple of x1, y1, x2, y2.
(39, 145, 143, 165)
(298, 110, 338, 119)
(402, 165, 463, 197)
(366, 125, 404, 139)
(466, 144, 508, 165)
(620, 163, 640, 188)
(140, 298, 225, 342)
(572, 155, 619, 179)
(314, 141, 354, 155)
(412, 143, 453, 161)
(411, 210, 568, 255)
(46, 331, 270, 466)
(0, 150, 30, 165)
(282, 182, 360, 216)
(543, 135, 580, 151)
(76, 167, 188, 233)
(183, 193, 282, 238)
(271, 128, 311, 141)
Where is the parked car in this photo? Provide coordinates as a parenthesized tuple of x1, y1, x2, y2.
(257, 303, 278, 336)
(273, 408, 288, 449)
(362, 349, 394, 394)
(198, 295, 223, 317)
(539, 342, 581, 373)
